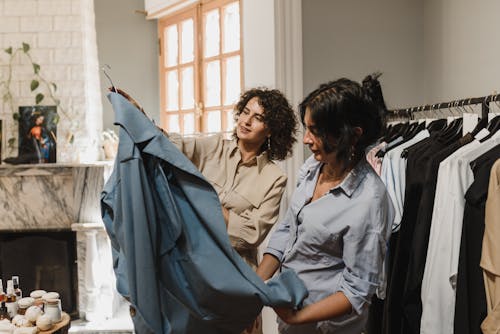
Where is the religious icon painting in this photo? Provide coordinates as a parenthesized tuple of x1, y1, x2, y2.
(18, 106, 57, 163)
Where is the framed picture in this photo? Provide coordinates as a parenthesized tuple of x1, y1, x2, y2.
(18, 106, 57, 163)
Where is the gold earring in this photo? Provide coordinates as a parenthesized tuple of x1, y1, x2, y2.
(349, 146, 355, 162)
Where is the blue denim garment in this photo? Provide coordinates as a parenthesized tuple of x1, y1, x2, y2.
(266, 155, 395, 333)
(101, 92, 307, 334)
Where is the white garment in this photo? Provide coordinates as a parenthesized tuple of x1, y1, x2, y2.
(420, 130, 500, 334)
(380, 130, 429, 231)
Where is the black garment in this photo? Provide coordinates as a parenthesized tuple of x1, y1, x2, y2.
(383, 134, 445, 334)
(401, 134, 473, 334)
(454, 144, 500, 334)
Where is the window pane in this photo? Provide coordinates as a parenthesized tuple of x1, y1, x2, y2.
(166, 70, 178, 111)
(225, 110, 235, 132)
(183, 113, 195, 135)
(165, 25, 178, 67)
(181, 19, 194, 63)
(181, 67, 194, 110)
(205, 61, 221, 107)
(207, 110, 221, 133)
(223, 2, 240, 53)
(167, 114, 180, 133)
(224, 56, 240, 105)
(204, 9, 220, 57)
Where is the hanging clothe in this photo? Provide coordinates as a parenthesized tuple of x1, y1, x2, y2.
(454, 145, 500, 334)
(101, 92, 308, 334)
(421, 130, 500, 334)
(480, 158, 500, 334)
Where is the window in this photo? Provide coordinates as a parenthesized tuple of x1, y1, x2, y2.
(159, 0, 242, 135)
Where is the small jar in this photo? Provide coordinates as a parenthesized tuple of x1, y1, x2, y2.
(41, 292, 59, 301)
(17, 297, 34, 315)
(29, 290, 46, 299)
(30, 290, 47, 309)
(44, 299, 62, 323)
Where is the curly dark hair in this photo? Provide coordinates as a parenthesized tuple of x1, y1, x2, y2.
(233, 88, 298, 161)
(299, 78, 382, 171)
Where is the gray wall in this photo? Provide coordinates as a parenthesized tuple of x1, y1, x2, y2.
(302, 0, 424, 109)
(94, 0, 159, 131)
(423, 0, 500, 103)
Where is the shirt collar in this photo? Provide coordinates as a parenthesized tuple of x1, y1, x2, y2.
(328, 159, 370, 198)
(229, 140, 270, 173)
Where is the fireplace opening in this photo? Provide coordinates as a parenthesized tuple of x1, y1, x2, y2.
(0, 230, 78, 318)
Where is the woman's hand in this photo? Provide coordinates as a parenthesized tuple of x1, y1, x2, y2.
(274, 307, 302, 325)
(109, 87, 144, 112)
(221, 206, 229, 226)
(243, 315, 261, 333)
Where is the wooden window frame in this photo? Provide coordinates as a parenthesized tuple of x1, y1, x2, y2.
(159, 0, 243, 135)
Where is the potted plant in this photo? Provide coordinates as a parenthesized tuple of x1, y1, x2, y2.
(0, 42, 74, 163)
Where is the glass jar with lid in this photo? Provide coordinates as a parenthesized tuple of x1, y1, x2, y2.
(17, 297, 34, 315)
(44, 298, 62, 323)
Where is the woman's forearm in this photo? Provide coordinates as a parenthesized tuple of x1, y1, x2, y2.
(256, 253, 281, 281)
(275, 291, 352, 325)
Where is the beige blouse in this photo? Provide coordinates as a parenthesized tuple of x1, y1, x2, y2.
(169, 133, 287, 269)
(481, 159, 500, 334)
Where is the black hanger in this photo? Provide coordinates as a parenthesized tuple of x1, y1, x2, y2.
(437, 117, 463, 144)
(479, 115, 500, 143)
(426, 119, 447, 133)
(470, 117, 488, 137)
(384, 122, 408, 143)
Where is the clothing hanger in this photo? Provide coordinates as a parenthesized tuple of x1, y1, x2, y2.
(435, 101, 463, 144)
(477, 95, 500, 142)
(102, 64, 117, 93)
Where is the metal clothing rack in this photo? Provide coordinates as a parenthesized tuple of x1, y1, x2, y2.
(388, 94, 500, 120)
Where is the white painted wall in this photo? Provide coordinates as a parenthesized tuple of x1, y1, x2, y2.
(423, 0, 500, 102)
(242, 0, 276, 89)
(302, 0, 424, 109)
(94, 0, 159, 132)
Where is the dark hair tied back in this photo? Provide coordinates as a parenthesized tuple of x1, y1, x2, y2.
(362, 71, 388, 118)
(299, 77, 383, 171)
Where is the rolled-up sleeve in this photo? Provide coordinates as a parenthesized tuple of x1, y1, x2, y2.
(339, 198, 393, 314)
(265, 208, 295, 261)
(227, 175, 286, 250)
(167, 133, 223, 170)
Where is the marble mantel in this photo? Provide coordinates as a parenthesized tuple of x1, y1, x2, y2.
(0, 162, 130, 327)
(0, 162, 112, 230)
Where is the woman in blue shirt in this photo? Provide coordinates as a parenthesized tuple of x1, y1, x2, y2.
(256, 78, 394, 333)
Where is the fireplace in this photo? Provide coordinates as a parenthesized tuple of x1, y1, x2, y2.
(0, 230, 78, 318)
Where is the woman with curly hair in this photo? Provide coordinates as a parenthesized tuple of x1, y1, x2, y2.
(170, 87, 298, 272)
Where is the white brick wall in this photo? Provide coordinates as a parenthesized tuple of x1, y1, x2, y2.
(0, 0, 102, 163)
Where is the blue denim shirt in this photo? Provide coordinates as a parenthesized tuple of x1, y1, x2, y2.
(101, 92, 308, 334)
(266, 156, 394, 333)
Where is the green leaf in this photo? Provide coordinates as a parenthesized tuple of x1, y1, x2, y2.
(22, 42, 30, 53)
(13, 112, 20, 121)
(53, 114, 60, 124)
(8, 138, 16, 147)
(35, 93, 44, 104)
(5, 47, 12, 55)
(51, 83, 57, 92)
(33, 63, 40, 74)
(30, 80, 39, 91)
(68, 133, 74, 144)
